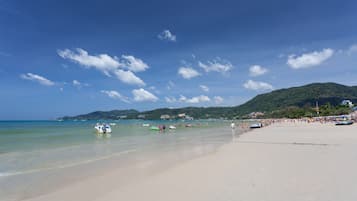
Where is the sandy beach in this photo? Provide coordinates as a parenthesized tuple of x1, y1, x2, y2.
(24, 122, 357, 201)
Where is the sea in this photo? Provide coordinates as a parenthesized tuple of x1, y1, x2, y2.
(0, 120, 244, 201)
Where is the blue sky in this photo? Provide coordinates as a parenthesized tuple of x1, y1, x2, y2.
(1, 0, 357, 119)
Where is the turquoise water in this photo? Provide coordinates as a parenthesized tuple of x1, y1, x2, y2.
(0, 120, 240, 200)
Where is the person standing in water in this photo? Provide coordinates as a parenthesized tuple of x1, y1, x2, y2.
(230, 121, 236, 129)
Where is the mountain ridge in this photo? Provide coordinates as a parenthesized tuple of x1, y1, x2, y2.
(61, 82, 356, 120)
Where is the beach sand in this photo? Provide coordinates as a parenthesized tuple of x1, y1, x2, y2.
(25, 122, 357, 201)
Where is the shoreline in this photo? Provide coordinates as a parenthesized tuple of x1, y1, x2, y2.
(1, 124, 238, 201)
(23, 121, 357, 201)
(2, 121, 357, 201)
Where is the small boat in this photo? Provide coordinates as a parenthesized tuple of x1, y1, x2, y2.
(109, 123, 116, 126)
(169, 125, 176, 130)
(142, 123, 150, 127)
(335, 121, 354, 126)
(250, 123, 262, 129)
(94, 123, 112, 134)
(150, 126, 160, 131)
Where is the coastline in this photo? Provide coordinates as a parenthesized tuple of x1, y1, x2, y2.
(6, 121, 357, 201)
(1, 123, 237, 201)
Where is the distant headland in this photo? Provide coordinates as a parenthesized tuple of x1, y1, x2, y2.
(60, 82, 357, 120)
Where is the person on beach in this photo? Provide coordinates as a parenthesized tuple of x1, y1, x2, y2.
(159, 125, 166, 133)
(231, 121, 236, 129)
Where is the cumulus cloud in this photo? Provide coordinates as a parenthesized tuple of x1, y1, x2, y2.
(58, 48, 147, 86)
(114, 69, 145, 86)
(198, 59, 233, 74)
(214, 96, 224, 104)
(57, 48, 120, 75)
(249, 65, 268, 77)
(287, 48, 334, 69)
(101, 90, 130, 103)
(178, 67, 201, 79)
(199, 85, 209, 92)
(121, 55, 149, 72)
(166, 94, 216, 104)
(158, 30, 176, 42)
(179, 95, 210, 104)
(243, 80, 273, 91)
(132, 88, 158, 102)
(20, 73, 55, 86)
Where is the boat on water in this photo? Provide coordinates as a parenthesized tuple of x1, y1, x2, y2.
(250, 122, 263, 129)
(335, 120, 354, 126)
(335, 115, 354, 126)
(169, 125, 176, 130)
(94, 123, 112, 134)
(150, 126, 160, 131)
(142, 123, 150, 127)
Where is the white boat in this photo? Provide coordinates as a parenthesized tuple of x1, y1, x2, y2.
(169, 125, 176, 129)
(250, 122, 262, 129)
(109, 123, 116, 126)
(94, 123, 112, 134)
(142, 123, 150, 127)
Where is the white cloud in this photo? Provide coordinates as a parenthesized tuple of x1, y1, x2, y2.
(114, 69, 145, 86)
(20, 73, 55, 86)
(287, 48, 334, 69)
(121, 55, 149, 72)
(198, 59, 233, 74)
(72, 80, 89, 88)
(58, 48, 147, 86)
(199, 85, 209, 92)
(57, 48, 120, 75)
(214, 96, 224, 104)
(165, 96, 177, 103)
(179, 95, 210, 104)
(166, 94, 213, 104)
(73, 80, 81, 86)
(101, 90, 130, 103)
(243, 80, 273, 91)
(158, 30, 176, 42)
(178, 67, 201, 79)
(132, 88, 158, 102)
(249, 65, 268, 77)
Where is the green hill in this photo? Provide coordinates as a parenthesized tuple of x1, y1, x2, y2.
(61, 109, 139, 120)
(141, 107, 233, 119)
(60, 82, 356, 120)
(233, 82, 357, 117)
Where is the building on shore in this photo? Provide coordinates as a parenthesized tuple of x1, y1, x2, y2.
(248, 112, 265, 119)
(341, 99, 354, 107)
(160, 114, 171, 120)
